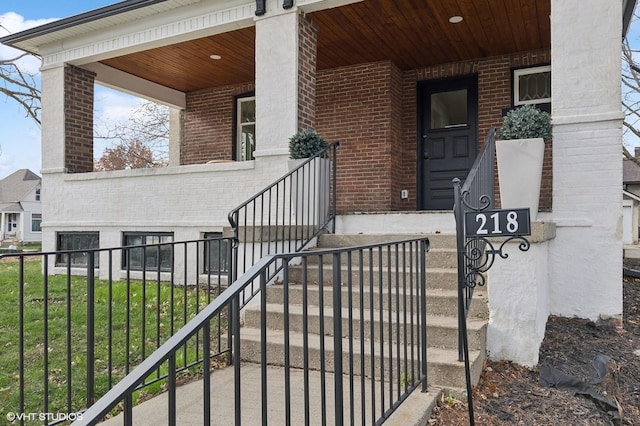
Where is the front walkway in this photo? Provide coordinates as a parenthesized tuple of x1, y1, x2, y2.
(100, 363, 439, 425)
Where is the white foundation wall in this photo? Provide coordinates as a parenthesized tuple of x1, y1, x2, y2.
(487, 239, 551, 367)
(549, 0, 624, 320)
(548, 121, 623, 319)
(41, 157, 289, 256)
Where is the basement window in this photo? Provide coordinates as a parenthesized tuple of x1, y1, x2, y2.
(56, 232, 100, 267)
(514, 65, 551, 106)
(122, 232, 173, 271)
(203, 232, 230, 273)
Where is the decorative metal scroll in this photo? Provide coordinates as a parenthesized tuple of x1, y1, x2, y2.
(459, 188, 531, 291)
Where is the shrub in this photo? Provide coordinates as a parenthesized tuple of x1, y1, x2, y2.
(288, 129, 329, 159)
(498, 105, 552, 141)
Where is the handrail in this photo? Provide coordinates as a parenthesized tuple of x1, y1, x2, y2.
(227, 142, 339, 305)
(455, 127, 496, 320)
(453, 127, 496, 426)
(75, 252, 275, 424)
(74, 237, 430, 425)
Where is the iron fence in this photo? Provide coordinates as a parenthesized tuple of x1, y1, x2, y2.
(76, 237, 429, 425)
(0, 236, 233, 425)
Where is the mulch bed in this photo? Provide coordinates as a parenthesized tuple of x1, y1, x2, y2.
(429, 277, 640, 425)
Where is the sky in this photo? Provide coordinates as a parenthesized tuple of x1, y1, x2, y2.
(0, 1, 146, 179)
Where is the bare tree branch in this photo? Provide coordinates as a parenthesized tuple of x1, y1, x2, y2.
(0, 53, 41, 125)
(95, 101, 169, 169)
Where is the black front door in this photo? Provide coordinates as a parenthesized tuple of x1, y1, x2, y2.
(418, 76, 478, 210)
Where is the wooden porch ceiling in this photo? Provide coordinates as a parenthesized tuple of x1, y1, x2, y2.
(99, 0, 550, 93)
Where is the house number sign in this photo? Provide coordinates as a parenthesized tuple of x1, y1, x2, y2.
(465, 208, 531, 238)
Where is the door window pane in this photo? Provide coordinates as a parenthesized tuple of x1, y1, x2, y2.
(430, 89, 467, 130)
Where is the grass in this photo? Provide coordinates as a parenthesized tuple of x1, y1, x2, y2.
(0, 256, 227, 419)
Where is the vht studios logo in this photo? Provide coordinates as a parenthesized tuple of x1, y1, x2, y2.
(5, 412, 83, 422)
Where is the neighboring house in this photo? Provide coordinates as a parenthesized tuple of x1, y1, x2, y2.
(623, 149, 640, 244)
(0, 169, 42, 245)
(0, 0, 635, 366)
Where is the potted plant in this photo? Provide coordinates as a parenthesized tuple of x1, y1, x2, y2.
(288, 129, 329, 159)
(496, 105, 551, 220)
(287, 130, 331, 225)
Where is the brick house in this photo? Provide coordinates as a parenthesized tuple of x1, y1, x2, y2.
(0, 0, 635, 366)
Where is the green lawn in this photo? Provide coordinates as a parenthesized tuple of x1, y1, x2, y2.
(0, 257, 227, 419)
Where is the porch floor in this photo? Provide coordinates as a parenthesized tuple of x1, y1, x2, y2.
(99, 363, 440, 425)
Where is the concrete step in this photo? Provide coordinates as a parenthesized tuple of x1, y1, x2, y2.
(304, 247, 457, 269)
(317, 234, 456, 250)
(244, 303, 487, 351)
(264, 282, 487, 318)
(239, 327, 484, 390)
(285, 265, 458, 291)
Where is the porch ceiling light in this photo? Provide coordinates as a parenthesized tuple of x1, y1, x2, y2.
(449, 15, 463, 24)
(210, 54, 222, 60)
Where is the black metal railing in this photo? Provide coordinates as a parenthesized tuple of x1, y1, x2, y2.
(0, 236, 233, 425)
(452, 127, 496, 425)
(227, 142, 339, 305)
(75, 237, 429, 425)
(455, 128, 496, 320)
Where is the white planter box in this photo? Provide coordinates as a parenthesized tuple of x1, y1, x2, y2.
(287, 158, 331, 226)
(496, 138, 545, 220)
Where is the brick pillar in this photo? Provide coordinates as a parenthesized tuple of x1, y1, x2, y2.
(64, 65, 95, 173)
(297, 14, 318, 131)
(549, 0, 624, 320)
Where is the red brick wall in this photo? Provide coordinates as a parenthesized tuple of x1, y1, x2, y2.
(181, 49, 552, 213)
(64, 65, 95, 173)
(182, 82, 254, 165)
(401, 49, 552, 212)
(298, 15, 317, 131)
(316, 62, 397, 212)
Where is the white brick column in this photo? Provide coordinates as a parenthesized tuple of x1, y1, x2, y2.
(549, 0, 624, 322)
(40, 65, 67, 173)
(253, 7, 301, 158)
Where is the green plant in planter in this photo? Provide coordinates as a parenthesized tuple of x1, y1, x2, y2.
(498, 104, 552, 141)
(288, 129, 329, 159)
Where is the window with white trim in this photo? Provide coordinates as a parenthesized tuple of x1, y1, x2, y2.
(514, 65, 551, 106)
(236, 96, 256, 161)
(31, 213, 42, 232)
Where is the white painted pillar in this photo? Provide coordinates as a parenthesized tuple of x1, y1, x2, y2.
(39, 64, 67, 254)
(253, 7, 300, 158)
(549, 0, 624, 322)
(168, 108, 183, 167)
(40, 64, 67, 173)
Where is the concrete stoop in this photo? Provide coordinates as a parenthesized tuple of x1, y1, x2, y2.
(100, 233, 485, 425)
(239, 233, 488, 423)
